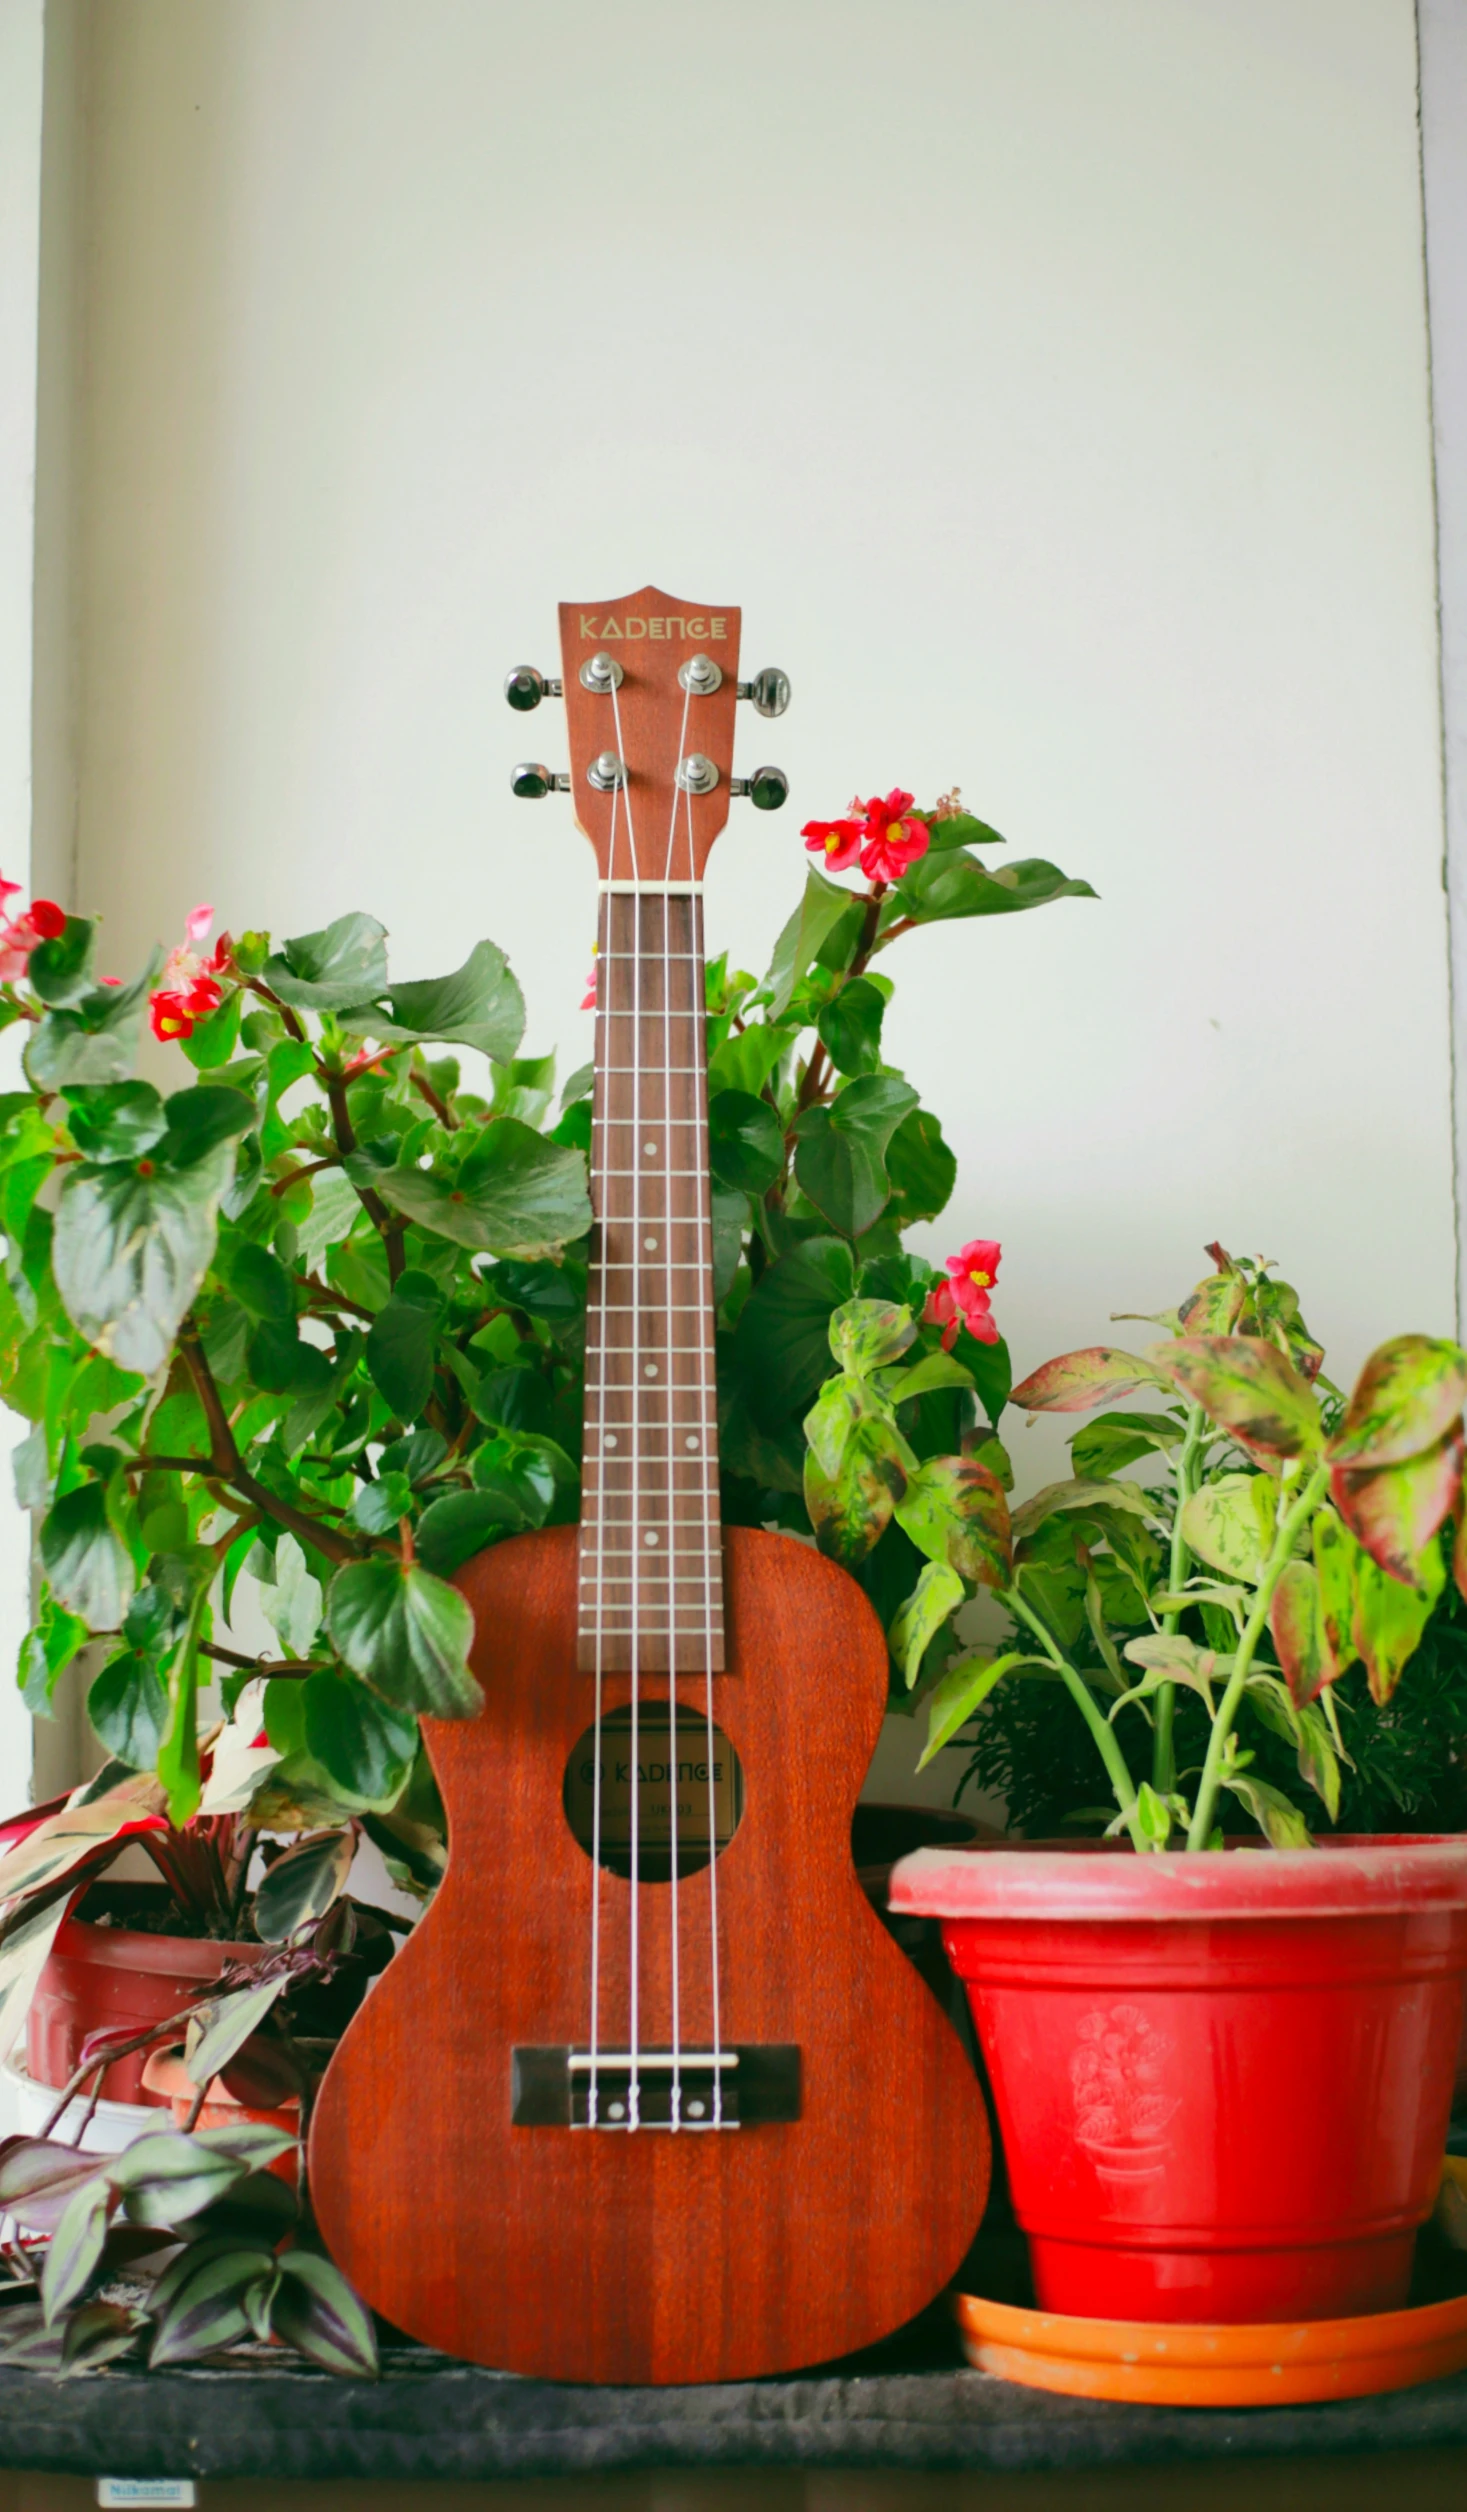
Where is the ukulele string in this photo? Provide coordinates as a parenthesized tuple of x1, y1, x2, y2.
(686, 771, 725, 2125)
(586, 767, 622, 2132)
(661, 674, 694, 2130)
(608, 667, 643, 2130)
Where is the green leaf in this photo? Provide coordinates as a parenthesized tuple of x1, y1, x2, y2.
(24, 961, 158, 1091)
(149, 2247, 274, 2367)
(732, 1236, 856, 1430)
(1269, 1560, 1339, 1707)
(803, 1415, 910, 1566)
(1352, 1538, 1445, 1704)
(53, 1141, 236, 1376)
(247, 1316, 306, 1393)
(303, 1672, 418, 1802)
(1009, 1347, 1169, 1413)
(162, 1085, 256, 1167)
(1119, 1631, 1220, 1703)
(478, 1257, 582, 1332)
(816, 977, 886, 1077)
(263, 913, 389, 1010)
(1070, 1410, 1182, 1480)
(1156, 1335, 1323, 1464)
(327, 1558, 482, 1717)
(765, 866, 857, 1018)
(793, 1075, 919, 1238)
(917, 1650, 1035, 1767)
(1178, 1471, 1277, 1584)
(1331, 1431, 1464, 1586)
(350, 1471, 414, 1536)
(28, 916, 97, 1007)
(252, 1831, 355, 1942)
(830, 1297, 916, 1378)
(270, 2248, 379, 2377)
(230, 1241, 295, 1323)
(179, 986, 244, 1070)
(88, 1650, 168, 1766)
(40, 1481, 134, 1626)
(157, 1615, 202, 1828)
(891, 847, 1096, 925)
(259, 1534, 323, 1657)
(1328, 1334, 1467, 1469)
(888, 1560, 963, 1688)
(882, 1108, 957, 1227)
(706, 1023, 796, 1100)
(707, 1090, 783, 1194)
(184, 1975, 289, 2082)
(414, 1489, 513, 1573)
(923, 809, 1007, 852)
(1223, 1770, 1312, 1849)
(1312, 1505, 1361, 1677)
(339, 937, 525, 1061)
(1133, 1782, 1177, 1851)
(375, 1119, 591, 1260)
(366, 1276, 441, 1419)
(1010, 1476, 1154, 1545)
(1293, 1698, 1342, 1822)
(40, 2178, 113, 2322)
(896, 1455, 1013, 1588)
(886, 1349, 974, 1403)
(61, 1082, 168, 1162)
(18, 1596, 91, 1714)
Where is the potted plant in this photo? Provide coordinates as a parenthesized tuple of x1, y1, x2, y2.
(859, 1245, 1467, 2324)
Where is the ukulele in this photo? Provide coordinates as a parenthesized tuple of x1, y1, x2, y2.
(308, 588, 990, 2385)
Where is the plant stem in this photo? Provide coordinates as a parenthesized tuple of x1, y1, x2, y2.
(323, 1074, 405, 1285)
(178, 1325, 359, 1567)
(1152, 1401, 1208, 1794)
(1185, 1456, 1331, 1849)
(1005, 1586, 1146, 1849)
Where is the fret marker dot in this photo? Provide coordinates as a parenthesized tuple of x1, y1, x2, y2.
(644, 1363, 658, 1378)
(644, 1235, 658, 1251)
(644, 1530, 659, 1548)
(603, 1434, 618, 1450)
(644, 1141, 658, 1157)
(685, 1436, 700, 1452)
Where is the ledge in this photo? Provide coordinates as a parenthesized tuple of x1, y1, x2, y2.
(1, 2314, 1466, 2485)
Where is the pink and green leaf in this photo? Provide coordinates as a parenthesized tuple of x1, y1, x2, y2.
(1328, 1334, 1467, 1470)
(1330, 1426, 1463, 1587)
(894, 1455, 1013, 1589)
(1153, 1334, 1323, 1464)
(1351, 1536, 1445, 1704)
(1269, 1559, 1339, 1707)
(1008, 1347, 1168, 1415)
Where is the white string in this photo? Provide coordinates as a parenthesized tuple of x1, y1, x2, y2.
(607, 672, 643, 2130)
(660, 679, 693, 2129)
(690, 829, 725, 2119)
(586, 765, 622, 2130)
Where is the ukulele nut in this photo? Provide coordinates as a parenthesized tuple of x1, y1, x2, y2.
(510, 762, 570, 798)
(731, 765, 789, 810)
(504, 664, 562, 710)
(587, 751, 627, 791)
(580, 651, 625, 694)
(737, 665, 791, 718)
(675, 752, 720, 796)
(678, 652, 723, 696)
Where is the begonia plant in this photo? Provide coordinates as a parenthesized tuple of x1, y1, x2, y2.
(0, 786, 1091, 1980)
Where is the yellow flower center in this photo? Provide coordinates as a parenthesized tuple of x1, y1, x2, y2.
(825, 833, 842, 855)
(969, 1269, 991, 1288)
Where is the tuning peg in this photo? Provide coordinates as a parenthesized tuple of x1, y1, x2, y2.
(504, 666, 562, 711)
(511, 763, 571, 798)
(737, 668, 790, 719)
(731, 766, 789, 811)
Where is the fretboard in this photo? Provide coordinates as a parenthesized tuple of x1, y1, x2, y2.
(577, 890, 724, 1672)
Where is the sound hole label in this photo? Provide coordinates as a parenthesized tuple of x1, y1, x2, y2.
(563, 1703, 743, 1883)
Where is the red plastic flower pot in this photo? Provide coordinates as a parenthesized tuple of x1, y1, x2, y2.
(28, 1885, 274, 2108)
(889, 1836, 1467, 2325)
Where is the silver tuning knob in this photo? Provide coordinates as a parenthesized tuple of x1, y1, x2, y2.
(676, 753, 720, 795)
(737, 667, 790, 718)
(511, 763, 571, 798)
(579, 651, 624, 694)
(586, 751, 626, 792)
(504, 666, 562, 711)
(731, 766, 789, 811)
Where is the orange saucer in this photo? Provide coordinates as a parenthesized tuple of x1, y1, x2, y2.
(953, 2285, 1467, 2408)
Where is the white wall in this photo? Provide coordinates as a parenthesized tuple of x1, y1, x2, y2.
(31, 0, 1457, 1796)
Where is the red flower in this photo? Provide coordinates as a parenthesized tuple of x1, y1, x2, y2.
(149, 905, 230, 1043)
(924, 1238, 1003, 1350)
(0, 881, 69, 983)
(581, 956, 597, 1011)
(802, 818, 864, 875)
(856, 790, 929, 886)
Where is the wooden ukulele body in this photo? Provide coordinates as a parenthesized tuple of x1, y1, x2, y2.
(308, 1522, 990, 2384)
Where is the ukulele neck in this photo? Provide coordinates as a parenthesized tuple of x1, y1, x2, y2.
(577, 886, 725, 1673)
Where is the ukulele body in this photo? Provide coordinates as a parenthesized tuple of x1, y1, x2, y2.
(308, 1521, 990, 2384)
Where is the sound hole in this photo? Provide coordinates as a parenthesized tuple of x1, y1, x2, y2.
(563, 1704, 744, 1883)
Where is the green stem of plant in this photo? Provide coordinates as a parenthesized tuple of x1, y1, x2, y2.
(1185, 1455, 1331, 1849)
(1152, 1401, 1208, 1795)
(1005, 1586, 1146, 1850)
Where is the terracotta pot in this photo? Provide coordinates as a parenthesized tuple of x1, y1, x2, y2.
(890, 1835, 1467, 2325)
(28, 1885, 273, 2108)
(140, 2050, 300, 2183)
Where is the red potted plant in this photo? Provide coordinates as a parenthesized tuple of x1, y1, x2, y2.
(792, 1246, 1467, 2325)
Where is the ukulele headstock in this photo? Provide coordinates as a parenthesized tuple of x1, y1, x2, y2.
(507, 586, 790, 884)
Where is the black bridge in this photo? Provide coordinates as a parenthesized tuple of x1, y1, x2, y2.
(511, 2045, 801, 2130)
